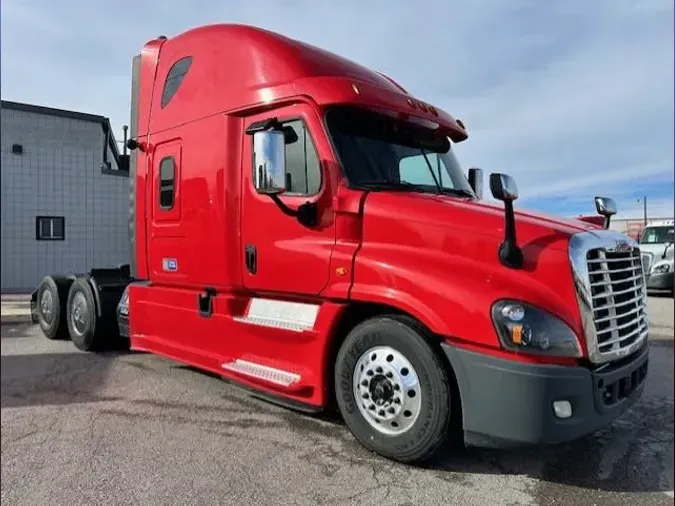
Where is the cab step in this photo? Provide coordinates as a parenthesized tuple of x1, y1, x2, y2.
(232, 298, 319, 332)
(221, 359, 301, 387)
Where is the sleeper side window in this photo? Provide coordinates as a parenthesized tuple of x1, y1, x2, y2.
(161, 56, 192, 108)
(159, 157, 175, 210)
(279, 120, 321, 196)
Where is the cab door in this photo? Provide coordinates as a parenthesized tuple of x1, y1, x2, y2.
(146, 138, 188, 284)
(240, 103, 336, 296)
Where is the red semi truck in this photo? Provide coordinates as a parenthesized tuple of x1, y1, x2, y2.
(31, 24, 650, 464)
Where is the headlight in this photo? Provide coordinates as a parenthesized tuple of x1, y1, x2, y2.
(651, 262, 672, 274)
(491, 300, 582, 358)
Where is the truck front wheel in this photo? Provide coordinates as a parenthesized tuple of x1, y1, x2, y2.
(335, 315, 454, 463)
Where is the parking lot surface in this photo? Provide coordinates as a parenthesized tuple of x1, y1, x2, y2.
(1, 296, 673, 505)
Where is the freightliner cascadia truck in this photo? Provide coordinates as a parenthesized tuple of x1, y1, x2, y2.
(30, 24, 650, 464)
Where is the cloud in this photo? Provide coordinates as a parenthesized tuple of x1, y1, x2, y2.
(1, 0, 673, 218)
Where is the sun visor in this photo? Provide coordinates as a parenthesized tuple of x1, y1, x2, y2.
(298, 77, 469, 143)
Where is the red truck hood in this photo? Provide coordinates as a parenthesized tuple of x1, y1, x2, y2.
(351, 192, 598, 349)
(462, 199, 600, 246)
(363, 193, 599, 251)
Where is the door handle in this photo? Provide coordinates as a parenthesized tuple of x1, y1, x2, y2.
(198, 287, 217, 318)
(245, 245, 257, 274)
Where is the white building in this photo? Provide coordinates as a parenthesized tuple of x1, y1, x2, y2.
(1, 100, 130, 292)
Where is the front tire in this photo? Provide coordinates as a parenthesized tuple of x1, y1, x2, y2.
(334, 315, 454, 464)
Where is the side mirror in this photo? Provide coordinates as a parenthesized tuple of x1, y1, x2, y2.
(594, 196, 617, 229)
(253, 130, 286, 195)
(249, 125, 319, 228)
(489, 173, 519, 202)
(489, 173, 522, 269)
(594, 196, 617, 217)
(468, 167, 483, 200)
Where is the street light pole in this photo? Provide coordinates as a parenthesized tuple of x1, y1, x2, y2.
(637, 196, 648, 226)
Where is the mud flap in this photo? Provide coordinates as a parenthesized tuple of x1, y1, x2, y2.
(30, 290, 39, 323)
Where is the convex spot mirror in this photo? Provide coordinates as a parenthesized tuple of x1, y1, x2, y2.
(253, 130, 287, 195)
(489, 173, 519, 202)
(594, 196, 617, 229)
(594, 196, 617, 217)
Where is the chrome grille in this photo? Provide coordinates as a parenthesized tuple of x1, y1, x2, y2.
(586, 248, 648, 356)
(569, 230, 650, 364)
(641, 251, 654, 274)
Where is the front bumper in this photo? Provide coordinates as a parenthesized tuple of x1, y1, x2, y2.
(646, 271, 674, 291)
(441, 342, 649, 448)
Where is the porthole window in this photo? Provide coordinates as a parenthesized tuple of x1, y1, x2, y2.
(158, 157, 175, 209)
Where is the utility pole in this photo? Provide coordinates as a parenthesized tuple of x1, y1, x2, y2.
(636, 197, 648, 241)
(637, 196, 648, 225)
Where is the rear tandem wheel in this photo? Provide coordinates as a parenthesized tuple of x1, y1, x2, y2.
(34, 275, 74, 340)
(66, 277, 111, 352)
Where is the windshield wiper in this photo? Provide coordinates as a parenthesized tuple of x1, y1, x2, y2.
(419, 149, 442, 194)
(352, 180, 431, 192)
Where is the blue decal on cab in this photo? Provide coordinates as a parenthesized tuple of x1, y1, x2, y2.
(162, 258, 178, 272)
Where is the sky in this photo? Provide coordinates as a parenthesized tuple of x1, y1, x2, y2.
(1, 0, 673, 220)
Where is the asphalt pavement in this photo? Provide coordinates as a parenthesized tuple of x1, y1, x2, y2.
(1, 296, 673, 505)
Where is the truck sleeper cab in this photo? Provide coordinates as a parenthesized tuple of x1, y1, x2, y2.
(31, 24, 650, 464)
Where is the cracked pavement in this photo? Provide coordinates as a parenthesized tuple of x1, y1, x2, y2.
(1, 297, 673, 505)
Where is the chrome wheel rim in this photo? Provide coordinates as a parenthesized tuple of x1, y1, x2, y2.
(70, 292, 88, 336)
(40, 290, 53, 324)
(353, 345, 422, 436)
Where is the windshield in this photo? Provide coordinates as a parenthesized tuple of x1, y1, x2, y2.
(640, 226, 674, 244)
(325, 106, 476, 198)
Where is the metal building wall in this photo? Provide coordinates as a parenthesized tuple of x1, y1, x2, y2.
(0, 104, 129, 292)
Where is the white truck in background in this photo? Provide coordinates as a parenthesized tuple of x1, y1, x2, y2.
(639, 219, 674, 296)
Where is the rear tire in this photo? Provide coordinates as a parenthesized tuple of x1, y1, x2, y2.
(35, 275, 72, 340)
(66, 277, 108, 352)
(334, 315, 454, 464)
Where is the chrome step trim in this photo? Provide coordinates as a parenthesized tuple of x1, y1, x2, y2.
(233, 315, 310, 332)
(233, 298, 319, 332)
(221, 359, 300, 387)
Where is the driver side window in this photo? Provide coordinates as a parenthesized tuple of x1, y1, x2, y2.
(399, 154, 441, 186)
(282, 120, 321, 196)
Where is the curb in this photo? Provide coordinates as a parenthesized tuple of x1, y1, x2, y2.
(0, 314, 34, 325)
(650, 326, 674, 338)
